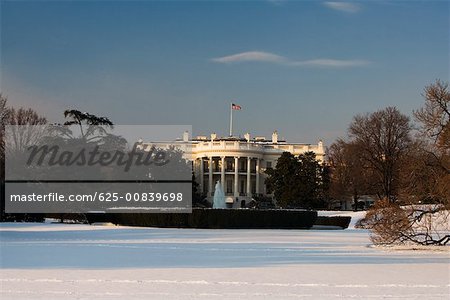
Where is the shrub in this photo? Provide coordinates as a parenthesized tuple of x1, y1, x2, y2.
(314, 216, 351, 229)
(360, 199, 450, 246)
(1, 213, 45, 222)
(87, 209, 318, 229)
(45, 213, 88, 223)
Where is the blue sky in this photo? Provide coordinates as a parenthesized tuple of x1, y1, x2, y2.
(1, 0, 449, 144)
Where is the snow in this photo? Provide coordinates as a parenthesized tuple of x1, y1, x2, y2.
(1, 222, 449, 299)
(317, 210, 367, 229)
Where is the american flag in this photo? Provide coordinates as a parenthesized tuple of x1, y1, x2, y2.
(231, 103, 242, 110)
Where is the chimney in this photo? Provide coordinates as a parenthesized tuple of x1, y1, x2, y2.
(183, 131, 189, 142)
(244, 132, 250, 142)
(272, 130, 278, 144)
(318, 139, 324, 153)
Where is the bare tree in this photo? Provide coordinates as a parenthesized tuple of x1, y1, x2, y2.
(414, 79, 450, 151)
(0, 99, 47, 221)
(0, 95, 10, 158)
(359, 81, 450, 246)
(411, 80, 450, 206)
(6, 107, 48, 152)
(348, 107, 413, 201)
(8, 107, 47, 126)
(328, 139, 374, 210)
(400, 141, 449, 206)
(0, 95, 9, 220)
(361, 199, 449, 246)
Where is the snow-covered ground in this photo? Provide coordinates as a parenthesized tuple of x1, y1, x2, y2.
(1, 219, 449, 299)
(317, 210, 367, 228)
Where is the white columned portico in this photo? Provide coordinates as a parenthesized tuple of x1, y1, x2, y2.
(246, 157, 251, 196)
(208, 156, 213, 196)
(256, 159, 260, 195)
(199, 158, 204, 192)
(220, 156, 225, 191)
(234, 157, 239, 197)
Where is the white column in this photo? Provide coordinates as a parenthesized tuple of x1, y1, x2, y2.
(221, 156, 225, 192)
(199, 158, 204, 193)
(246, 157, 251, 196)
(256, 158, 260, 195)
(208, 156, 213, 196)
(234, 157, 239, 197)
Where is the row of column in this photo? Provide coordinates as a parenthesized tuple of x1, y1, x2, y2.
(199, 156, 260, 197)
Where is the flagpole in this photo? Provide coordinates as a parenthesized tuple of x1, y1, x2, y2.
(229, 103, 233, 137)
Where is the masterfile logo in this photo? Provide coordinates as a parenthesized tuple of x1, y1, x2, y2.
(26, 143, 169, 172)
(4, 125, 192, 213)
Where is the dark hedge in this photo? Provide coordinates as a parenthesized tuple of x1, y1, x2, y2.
(87, 208, 317, 229)
(1, 213, 45, 222)
(314, 216, 351, 229)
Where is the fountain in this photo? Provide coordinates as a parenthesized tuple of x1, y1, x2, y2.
(213, 180, 227, 209)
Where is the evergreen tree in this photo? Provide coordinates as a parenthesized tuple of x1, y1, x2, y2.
(192, 173, 209, 207)
(265, 151, 327, 209)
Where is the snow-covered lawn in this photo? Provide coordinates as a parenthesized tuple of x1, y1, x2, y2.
(317, 210, 367, 229)
(1, 220, 449, 299)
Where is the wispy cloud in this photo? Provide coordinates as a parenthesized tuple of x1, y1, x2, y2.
(211, 51, 371, 68)
(323, 2, 361, 13)
(211, 51, 285, 64)
(290, 59, 370, 67)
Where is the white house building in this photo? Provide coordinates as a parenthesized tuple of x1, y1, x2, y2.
(140, 131, 325, 207)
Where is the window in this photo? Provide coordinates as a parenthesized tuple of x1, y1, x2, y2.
(213, 159, 220, 172)
(266, 161, 272, 169)
(226, 179, 233, 194)
(226, 159, 233, 171)
(203, 178, 208, 194)
(240, 160, 246, 171)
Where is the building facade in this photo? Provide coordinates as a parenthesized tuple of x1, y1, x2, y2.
(141, 131, 324, 207)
